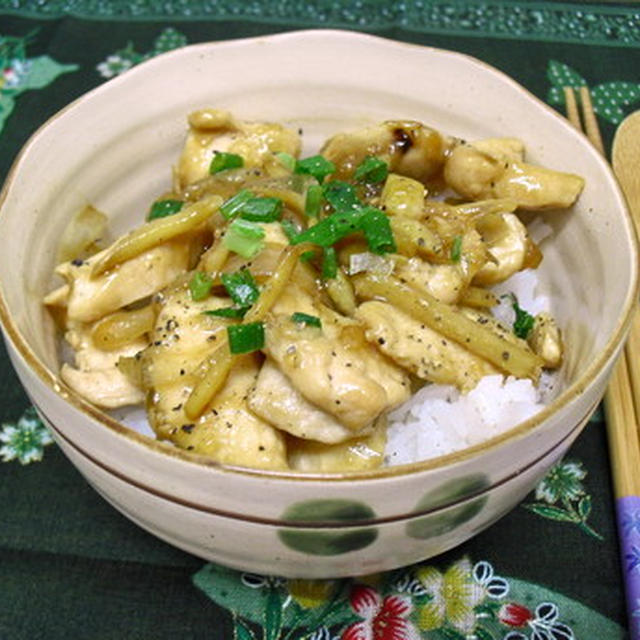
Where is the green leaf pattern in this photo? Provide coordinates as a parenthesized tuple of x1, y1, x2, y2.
(0, 32, 77, 134)
(547, 59, 640, 124)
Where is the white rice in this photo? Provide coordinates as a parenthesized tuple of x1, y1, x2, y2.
(384, 374, 553, 466)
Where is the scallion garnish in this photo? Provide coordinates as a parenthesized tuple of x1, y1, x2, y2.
(509, 294, 535, 340)
(209, 151, 244, 174)
(295, 155, 336, 183)
(300, 249, 318, 263)
(189, 271, 214, 301)
(148, 199, 184, 220)
(291, 312, 322, 328)
(203, 307, 248, 319)
(322, 180, 360, 212)
(304, 184, 323, 218)
(221, 269, 260, 307)
(275, 151, 297, 171)
(223, 218, 265, 258)
(358, 207, 397, 255)
(321, 246, 338, 279)
(238, 197, 283, 223)
(450, 235, 463, 262)
(227, 322, 265, 354)
(290, 209, 362, 248)
(220, 189, 254, 220)
(280, 219, 300, 242)
(353, 155, 389, 183)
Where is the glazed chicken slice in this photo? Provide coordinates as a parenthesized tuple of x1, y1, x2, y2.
(60, 321, 146, 409)
(444, 138, 584, 210)
(320, 120, 453, 184)
(263, 284, 411, 432)
(176, 108, 302, 188)
(287, 416, 388, 473)
(45, 240, 191, 323)
(355, 300, 500, 392)
(248, 359, 374, 444)
(140, 284, 287, 470)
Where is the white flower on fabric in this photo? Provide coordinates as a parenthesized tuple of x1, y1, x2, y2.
(0, 407, 53, 464)
(96, 55, 133, 78)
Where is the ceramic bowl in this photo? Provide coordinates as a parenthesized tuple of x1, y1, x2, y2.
(0, 30, 637, 578)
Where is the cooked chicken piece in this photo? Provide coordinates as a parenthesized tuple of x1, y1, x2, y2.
(394, 245, 489, 306)
(444, 140, 584, 210)
(176, 108, 302, 188)
(355, 300, 499, 392)
(60, 322, 146, 408)
(157, 354, 288, 470)
(395, 259, 466, 304)
(528, 312, 563, 368)
(46, 239, 190, 323)
(264, 284, 411, 431)
(248, 359, 373, 444)
(472, 137, 524, 163)
(141, 283, 287, 470)
(321, 120, 452, 184)
(287, 416, 387, 472)
(473, 213, 530, 285)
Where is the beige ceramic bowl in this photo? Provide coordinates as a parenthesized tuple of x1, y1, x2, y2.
(0, 30, 637, 578)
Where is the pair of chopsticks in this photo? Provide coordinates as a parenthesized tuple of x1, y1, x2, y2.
(564, 86, 640, 638)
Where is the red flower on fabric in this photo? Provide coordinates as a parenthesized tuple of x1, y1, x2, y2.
(342, 584, 420, 640)
(499, 602, 534, 628)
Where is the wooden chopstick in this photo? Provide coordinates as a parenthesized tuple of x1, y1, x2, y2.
(566, 86, 640, 638)
(564, 85, 640, 497)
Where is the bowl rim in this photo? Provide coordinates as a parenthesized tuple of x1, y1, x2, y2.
(0, 28, 637, 482)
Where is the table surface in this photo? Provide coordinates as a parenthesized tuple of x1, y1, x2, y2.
(1, 1, 639, 638)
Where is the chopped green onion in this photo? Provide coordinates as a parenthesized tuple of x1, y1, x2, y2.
(148, 199, 184, 220)
(304, 184, 324, 218)
(450, 235, 463, 262)
(275, 151, 297, 171)
(321, 246, 338, 279)
(354, 155, 389, 183)
(227, 321, 265, 354)
(291, 312, 322, 328)
(280, 219, 300, 242)
(322, 181, 360, 212)
(189, 271, 214, 301)
(223, 218, 265, 258)
(203, 307, 248, 319)
(295, 155, 336, 183)
(509, 294, 535, 340)
(239, 197, 283, 223)
(221, 269, 260, 307)
(290, 205, 396, 255)
(209, 151, 244, 174)
(300, 249, 318, 263)
(290, 209, 363, 248)
(359, 207, 397, 255)
(220, 189, 254, 220)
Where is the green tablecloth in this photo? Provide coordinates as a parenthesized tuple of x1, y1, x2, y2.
(1, 2, 639, 638)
